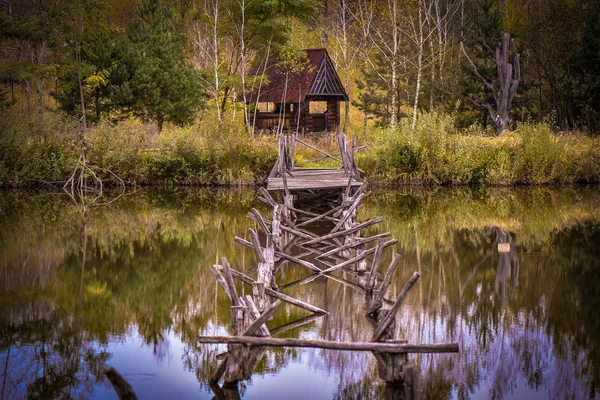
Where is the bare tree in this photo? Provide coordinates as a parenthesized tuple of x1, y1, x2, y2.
(192, 0, 224, 122)
(460, 32, 520, 135)
(411, 0, 424, 131)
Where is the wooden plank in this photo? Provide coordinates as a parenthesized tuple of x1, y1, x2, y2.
(248, 229, 266, 263)
(221, 258, 241, 306)
(249, 208, 270, 236)
(296, 203, 345, 227)
(318, 239, 397, 275)
(197, 336, 459, 354)
(372, 271, 420, 342)
(316, 232, 392, 259)
(244, 295, 270, 336)
(366, 239, 385, 291)
(304, 217, 384, 246)
(243, 300, 281, 336)
(223, 267, 328, 314)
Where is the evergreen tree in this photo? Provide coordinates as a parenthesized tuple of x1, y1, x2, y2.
(52, 3, 116, 122)
(568, 2, 600, 131)
(353, 51, 407, 127)
(111, 0, 204, 130)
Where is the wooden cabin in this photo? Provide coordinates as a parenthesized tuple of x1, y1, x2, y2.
(246, 48, 348, 134)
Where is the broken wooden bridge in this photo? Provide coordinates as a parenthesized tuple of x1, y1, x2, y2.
(200, 133, 459, 399)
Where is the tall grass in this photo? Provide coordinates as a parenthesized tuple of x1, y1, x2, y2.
(359, 112, 600, 185)
(0, 111, 598, 187)
(0, 112, 277, 187)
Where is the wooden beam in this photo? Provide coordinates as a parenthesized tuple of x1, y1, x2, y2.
(198, 336, 459, 354)
(248, 229, 266, 263)
(243, 300, 281, 336)
(372, 272, 420, 342)
(223, 267, 328, 314)
(303, 217, 384, 246)
(316, 233, 392, 259)
(318, 239, 397, 275)
(366, 239, 384, 292)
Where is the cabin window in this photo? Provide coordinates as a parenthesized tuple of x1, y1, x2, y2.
(309, 101, 327, 114)
(255, 102, 275, 112)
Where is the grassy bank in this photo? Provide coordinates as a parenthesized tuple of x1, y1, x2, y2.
(1, 112, 599, 187)
(359, 113, 600, 185)
(0, 112, 277, 187)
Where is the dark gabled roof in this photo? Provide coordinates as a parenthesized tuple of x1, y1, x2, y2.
(246, 48, 348, 103)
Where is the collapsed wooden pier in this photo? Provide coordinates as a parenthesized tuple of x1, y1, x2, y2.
(200, 133, 459, 399)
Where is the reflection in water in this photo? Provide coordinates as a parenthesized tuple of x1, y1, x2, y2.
(0, 187, 599, 399)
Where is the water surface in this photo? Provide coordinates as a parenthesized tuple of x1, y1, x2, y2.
(1, 187, 599, 399)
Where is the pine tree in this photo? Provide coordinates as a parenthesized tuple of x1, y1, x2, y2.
(111, 0, 204, 130)
(568, 2, 600, 131)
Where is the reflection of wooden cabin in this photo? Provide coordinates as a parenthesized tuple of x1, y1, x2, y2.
(246, 48, 348, 134)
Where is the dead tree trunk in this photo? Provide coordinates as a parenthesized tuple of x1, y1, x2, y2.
(460, 32, 520, 135)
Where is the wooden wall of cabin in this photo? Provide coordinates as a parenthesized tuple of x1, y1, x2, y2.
(301, 101, 312, 133)
(326, 99, 340, 131)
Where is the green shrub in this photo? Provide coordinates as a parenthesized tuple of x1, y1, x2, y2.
(362, 112, 600, 186)
(1, 110, 598, 187)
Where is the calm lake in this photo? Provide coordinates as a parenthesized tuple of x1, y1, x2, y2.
(1, 186, 599, 400)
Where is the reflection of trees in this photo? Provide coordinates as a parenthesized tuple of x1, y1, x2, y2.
(0, 188, 262, 398)
(0, 305, 110, 399)
(1, 187, 600, 399)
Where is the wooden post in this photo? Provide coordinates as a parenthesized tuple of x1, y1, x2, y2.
(373, 272, 420, 342)
(105, 367, 138, 400)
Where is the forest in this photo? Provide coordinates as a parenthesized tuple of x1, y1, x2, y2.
(1, 0, 599, 186)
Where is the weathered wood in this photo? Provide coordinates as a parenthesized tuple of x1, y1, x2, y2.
(222, 267, 328, 314)
(105, 367, 138, 400)
(277, 273, 320, 291)
(337, 134, 350, 172)
(210, 359, 228, 387)
(248, 229, 266, 263)
(258, 187, 276, 206)
(255, 245, 274, 310)
(304, 217, 384, 246)
(211, 265, 236, 304)
(331, 193, 367, 233)
(290, 134, 296, 169)
(316, 233, 392, 259)
(198, 336, 459, 353)
(221, 258, 241, 306)
(366, 239, 385, 292)
(296, 203, 345, 227)
(274, 251, 322, 273)
(289, 206, 340, 222)
(244, 296, 270, 337)
(366, 255, 402, 315)
(282, 173, 291, 197)
(318, 239, 398, 275)
(373, 271, 420, 342)
(249, 208, 270, 236)
(243, 300, 281, 336)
